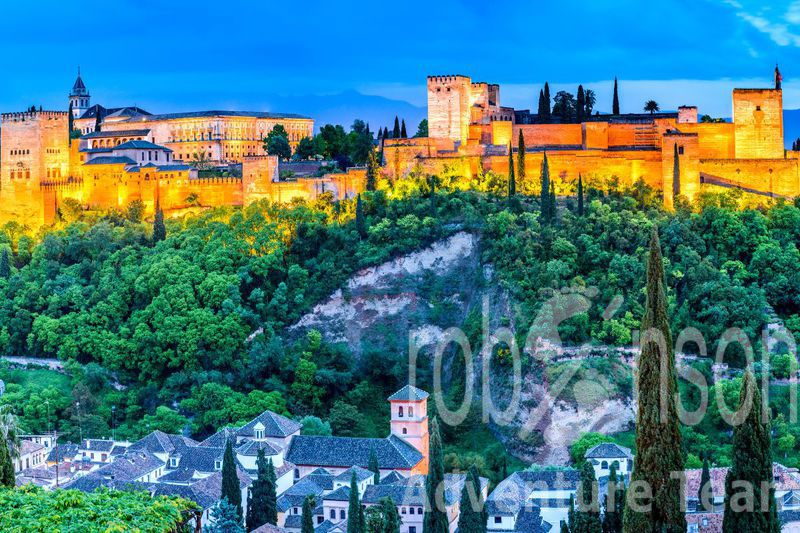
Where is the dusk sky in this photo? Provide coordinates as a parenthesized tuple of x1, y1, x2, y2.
(4, 0, 800, 128)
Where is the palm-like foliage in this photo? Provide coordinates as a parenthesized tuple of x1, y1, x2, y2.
(644, 100, 660, 114)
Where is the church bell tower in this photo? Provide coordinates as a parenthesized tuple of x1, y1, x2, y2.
(388, 385, 430, 474)
(69, 68, 90, 119)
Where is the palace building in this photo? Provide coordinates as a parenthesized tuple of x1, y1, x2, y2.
(384, 66, 798, 206)
(0, 72, 366, 230)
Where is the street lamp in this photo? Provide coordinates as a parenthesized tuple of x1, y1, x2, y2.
(111, 405, 116, 442)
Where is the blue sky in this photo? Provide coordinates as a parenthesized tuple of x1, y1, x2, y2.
(3, 0, 800, 128)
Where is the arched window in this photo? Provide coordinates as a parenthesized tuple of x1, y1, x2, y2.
(398, 406, 404, 417)
(402, 427, 407, 435)
(409, 406, 414, 417)
(601, 461, 608, 469)
(339, 510, 345, 520)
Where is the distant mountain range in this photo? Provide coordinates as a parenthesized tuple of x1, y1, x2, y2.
(785, 109, 800, 147)
(262, 90, 426, 134)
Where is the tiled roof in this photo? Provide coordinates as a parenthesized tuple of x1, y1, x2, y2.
(486, 469, 580, 516)
(685, 463, 800, 499)
(304, 469, 334, 491)
(84, 156, 136, 166)
(81, 129, 151, 139)
(114, 140, 172, 151)
(584, 443, 632, 460)
(278, 477, 327, 512)
(80, 439, 115, 452)
(333, 466, 374, 483)
(47, 443, 79, 462)
(175, 446, 224, 473)
(20, 441, 45, 455)
(323, 485, 351, 502)
(199, 427, 239, 448)
(253, 523, 291, 533)
(387, 385, 429, 401)
(379, 471, 405, 485)
(78, 105, 151, 120)
(157, 468, 198, 483)
(685, 512, 723, 532)
(128, 431, 197, 456)
(313, 520, 345, 533)
(119, 110, 311, 122)
(283, 515, 303, 529)
(286, 434, 422, 470)
(237, 439, 281, 457)
(238, 410, 302, 439)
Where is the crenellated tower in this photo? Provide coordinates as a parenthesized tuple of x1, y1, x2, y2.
(427, 75, 471, 145)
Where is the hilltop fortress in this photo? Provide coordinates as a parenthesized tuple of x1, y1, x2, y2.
(384, 68, 796, 206)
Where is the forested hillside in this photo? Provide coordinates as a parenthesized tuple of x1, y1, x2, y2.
(2, 178, 800, 477)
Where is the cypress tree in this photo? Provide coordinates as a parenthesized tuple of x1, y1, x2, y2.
(246, 450, 278, 530)
(568, 494, 576, 531)
(577, 174, 585, 217)
(221, 440, 243, 521)
(540, 153, 551, 224)
(355, 194, 367, 239)
(517, 130, 526, 191)
(301, 495, 315, 533)
(265, 458, 278, 525)
(549, 180, 557, 224)
(393, 116, 401, 139)
(576, 85, 586, 124)
(612, 77, 620, 115)
(456, 465, 487, 533)
(401, 119, 407, 138)
(366, 148, 379, 191)
(560, 522, 570, 533)
(622, 228, 685, 533)
(0, 249, 10, 279)
(574, 461, 601, 533)
(698, 456, 712, 512)
(537, 89, 547, 121)
(348, 471, 362, 533)
(672, 143, 680, 201)
(68, 102, 74, 133)
(153, 202, 166, 243)
(368, 446, 380, 485)
(380, 497, 401, 533)
(507, 144, 516, 198)
(94, 107, 102, 132)
(722, 371, 780, 533)
(602, 464, 624, 533)
(424, 417, 448, 533)
(544, 82, 552, 122)
(0, 438, 14, 488)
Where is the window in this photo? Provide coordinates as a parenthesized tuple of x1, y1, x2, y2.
(409, 406, 413, 417)
(317, 517, 323, 524)
(494, 517, 502, 524)
(678, 146, 684, 155)
(330, 510, 335, 519)
(340, 510, 345, 520)
(417, 508, 422, 514)
(402, 428, 407, 435)
(756, 105, 761, 111)
(398, 406, 404, 417)
(409, 528, 416, 533)
(294, 468, 300, 480)
(170, 457, 178, 467)
(601, 461, 608, 469)
(215, 460, 222, 470)
(401, 508, 406, 515)
(409, 507, 415, 515)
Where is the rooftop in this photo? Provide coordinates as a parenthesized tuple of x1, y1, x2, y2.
(286, 434, 422, 470)
(387, 385, 429, 402)
(119, 110, 312, 123)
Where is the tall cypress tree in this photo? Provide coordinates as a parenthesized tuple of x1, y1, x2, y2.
(577, 174, 585, 217)
(576, 85, 586, 124)
(602, 464, 625, 533)
(456, 465, 487, 533)
(401, 119, 407, 138)
(393, 116, 401, 139)
(698, 456, 712, 512)
(574, 461, 601, 533)
(153, 202, 166, 243)
(246, 451, 278, 531)
(366, 148, 379, 191)
(538, 89, 547, 121)
(0, 438, 14, 488)
(517, 130, 526, 191)
(265, 458, 278, 525)
(622, 228, 685, 533)
(568, 494, 576, 531)
(348, 471, 362, 533)
(722, 371, 780, 533)
(368, 446, 380, 485)
(68, 102, 74, 133)
(544, 83, 552, 122)
(507, 144, 516, 198)
(301, 495, 315, 533)
(221, 440, 243, 521)
(612, 77, 620, 115)
(672, 143, 681, 201)
(549, 180, 557, 224)
(424, 417, 448, 533)
(355, 194, 367, 239)
(0, 249, 10, 279)
(540, 153, 551, 224)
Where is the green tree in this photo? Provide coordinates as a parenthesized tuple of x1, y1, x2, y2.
(393, 116, 401, 139)
(507, 144, 516, 198)
(355, 194, 367, 239)
(401, 119, 407, 138)
(517, 130, 526, 191)
(221, 440, 243, 520)
(368, 446, 380, 485)
(301, 416, 332, 436)
(576, 85, 586, 124)
(415, 119, 429, 137)
(538, 89, 548, 122)
(672, 143, 680, 201)
(644, 100, 660, 114)
(622, 228, 685, 533)
(126, 200, 145, 223)
(0, 439, 13, 488)
(246, 449, 278, 531)
(141, 406, 188, 434)
(291, 351, 322, 414)
(329, 400, 365, 437)
(577, 174, 585, 217)
(366, 149, 379, 191)
(301, 495, 315, 533)
(573, 461, 601, 533)
(424, 417, 448, 533)
(722, 371, 780, 533)
(152, 202, 166, 243)
(0, 249, 10, 279)
(698, 456, 712, 512)
(553, 91, 576, 123)
(205, 498, 245, 533)
(265, 125, 292, 161)
(584, 89, 596, 116)
(348, 471, 363, 533)
(456, 465, 487, 533)
(365, 497, 401, 533)
(602, 464, 624, 533)
(544, 82, 552, 122)
(612, 77, 620, 115)
(295, 137, 316, 160)
(540, 153, 552, 224)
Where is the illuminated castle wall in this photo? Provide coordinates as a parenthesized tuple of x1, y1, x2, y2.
(388, 70, 796, 204)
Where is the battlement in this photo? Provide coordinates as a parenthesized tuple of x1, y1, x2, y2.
(427, 75, 470, 84)
(1, 111, 69, 122)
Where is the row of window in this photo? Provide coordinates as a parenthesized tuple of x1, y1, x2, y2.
(9, 170, 31, 180)
(10, 149, 30, 156)
(397, 406, 414, 417)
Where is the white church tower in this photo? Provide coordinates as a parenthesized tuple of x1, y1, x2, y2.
(69, 68, 90, 119)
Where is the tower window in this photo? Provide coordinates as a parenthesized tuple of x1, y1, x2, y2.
(402, 427, 407, 435)
(409, 406, 413, 417)
(398, 406, 404, 417)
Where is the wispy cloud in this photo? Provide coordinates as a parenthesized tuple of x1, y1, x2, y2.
(723, 0, 800, 46)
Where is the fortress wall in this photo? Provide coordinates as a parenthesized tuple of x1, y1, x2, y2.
(427, 75, 472, 144)
(733, 89, 784, 159)
(662, 134, 700, 209)
(680, 122, 736, 159)
(513, 124, 582, 147)
(699, 158, 800, 197)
